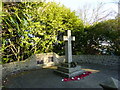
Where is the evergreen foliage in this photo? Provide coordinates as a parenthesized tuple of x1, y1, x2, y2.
(1, 2, 119, 64)
(2, 2, 83, 63)
(83, 18, 120, 55)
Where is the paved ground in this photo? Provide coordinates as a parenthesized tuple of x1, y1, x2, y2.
(2, 63, 119, 88)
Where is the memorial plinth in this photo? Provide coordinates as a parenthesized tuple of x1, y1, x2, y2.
(54, 30, 85, 78)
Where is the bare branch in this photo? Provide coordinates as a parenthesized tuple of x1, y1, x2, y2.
(77, 2, 117, 25)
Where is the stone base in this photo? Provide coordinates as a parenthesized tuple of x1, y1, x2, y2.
(54, 63, 85, 78)
(54, 69, 84, 78)
(57, 66, 81, 73)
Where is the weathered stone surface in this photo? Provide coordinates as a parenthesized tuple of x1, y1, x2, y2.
(58, 55, 119, 66)
(0, 64, 2, 89)
(99, 77, 120, 89)
(2, 63, 119, 88)
(57, 66, 81, 73)
(35, 53, 59, 66)
(60, 62, 71, 67)
(2, 55, 41, 79)
(2, 53, 59, 79)
(2, 53, 119, 80)
(54, 69, 84, 78)
(64, 30, 75, 63)
(54, 30, 85, 78)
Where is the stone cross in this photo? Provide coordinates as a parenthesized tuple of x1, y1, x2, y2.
(63, 30, 75, 63)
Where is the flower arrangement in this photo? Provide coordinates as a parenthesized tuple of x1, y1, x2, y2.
(62, 71, 92, 81)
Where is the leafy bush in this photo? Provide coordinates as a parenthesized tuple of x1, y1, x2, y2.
(2, 2, 83, 63)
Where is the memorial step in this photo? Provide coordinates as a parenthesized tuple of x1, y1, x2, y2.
(60, 62, 77, 68)
(54, 69, 85, 78)
(57, 66, 81, 73)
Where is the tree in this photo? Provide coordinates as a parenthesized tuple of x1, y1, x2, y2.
(77, 2, 117, 26)
(83, 18, 120, 55)
(2, 2, 83, 63)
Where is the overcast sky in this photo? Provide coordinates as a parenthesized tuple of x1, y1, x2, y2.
(46, 0, 118, 19)
(46, 0, 118, 11)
